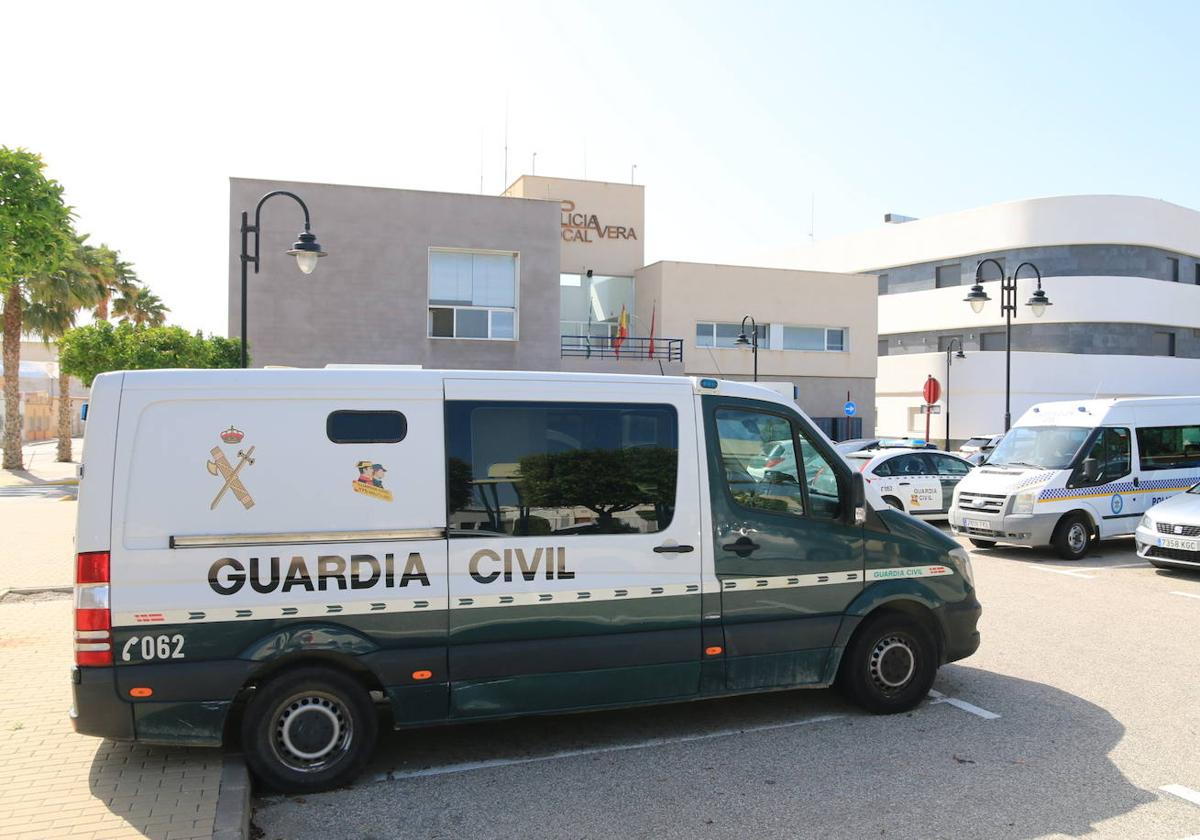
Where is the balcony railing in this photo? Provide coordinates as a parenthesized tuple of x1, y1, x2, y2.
(560, 335, 684, 362)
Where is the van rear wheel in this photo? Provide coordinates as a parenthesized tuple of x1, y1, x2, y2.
(1052, 513, 1093, 561)
(838, 613, 937, 714)
(241, 666, 378, 794)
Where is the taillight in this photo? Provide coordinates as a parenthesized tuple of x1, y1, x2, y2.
(75, 551, 112, 666)
(765, 457, 784, 468)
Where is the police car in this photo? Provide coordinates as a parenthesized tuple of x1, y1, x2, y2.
(847, 447, 975, 519)
(69, 368, 981, 793)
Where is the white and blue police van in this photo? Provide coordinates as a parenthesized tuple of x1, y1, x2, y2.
(70, 368, 981, 792)
(950, 396, 1200, 560)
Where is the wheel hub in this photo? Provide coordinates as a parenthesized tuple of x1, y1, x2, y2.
(869, 635, 916, 691)
(272, 693, 353, 772)
(1067, 523, 1088, 552)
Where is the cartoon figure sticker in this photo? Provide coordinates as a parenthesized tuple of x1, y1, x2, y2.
(207, 426, 255, 510)
(353, 460, 393, 502)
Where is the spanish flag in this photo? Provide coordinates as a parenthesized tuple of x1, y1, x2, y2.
(613, 305, 629, 357)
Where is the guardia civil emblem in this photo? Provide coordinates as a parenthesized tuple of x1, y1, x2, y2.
(206, 426, 256, 510)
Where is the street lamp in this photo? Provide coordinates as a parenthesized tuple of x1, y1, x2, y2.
(239, 190, 327, 368)
(963, 259, 1051, 431)
(735, 314, 759, 382)
(944, 337, 965, 451)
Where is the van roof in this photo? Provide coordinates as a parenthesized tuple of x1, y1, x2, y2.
(104, 367, 796, 405)
(1016, 395, 1200, 427)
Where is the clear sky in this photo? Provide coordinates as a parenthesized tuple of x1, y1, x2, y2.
(6, 0, 1199, 335)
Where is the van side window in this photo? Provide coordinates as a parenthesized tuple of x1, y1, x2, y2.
(795, 431, 842, 519)
(1071, 427, 1131, 487)
(1136, 425, 1200, 471)
(326, 410, 407, 444)
(714, 409, 805, 516)
(445, 401, 678, 536)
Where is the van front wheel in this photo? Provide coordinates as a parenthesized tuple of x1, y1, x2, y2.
(838, 613, 937, 714)
(1052, 514, 1093, 561)
(241, 666, 378, 794)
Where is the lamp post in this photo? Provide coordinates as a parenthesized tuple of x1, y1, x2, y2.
(735, 315, 759, 382)
(239, 190, 327, 368)
(944, 337, 965, 451)
(963, 259, 1051, 431)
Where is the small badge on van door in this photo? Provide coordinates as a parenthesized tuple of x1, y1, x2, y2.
(352, 461, 393, 502)
(206, 426, 256, 510)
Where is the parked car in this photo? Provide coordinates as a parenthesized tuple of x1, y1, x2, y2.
(1135, 482, 1200, 571)
(747, 438, 796, 480)
(845, 448, 975, 520)
(959, 434, 1004, 465)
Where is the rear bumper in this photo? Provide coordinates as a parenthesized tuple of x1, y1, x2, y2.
(936, 597, 982, 664)
(70, 666, 135, 740)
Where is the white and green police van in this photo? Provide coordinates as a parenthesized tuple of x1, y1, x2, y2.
(949, 396, 1200, 560)
(71, 368, 981, 792)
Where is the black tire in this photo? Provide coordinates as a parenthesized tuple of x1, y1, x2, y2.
(838, 613, 938, 714)
(241, 666, 378, 794)
(968, 538, 996, 549)
(883, 496, 904, 511)
(1052, 513, 1093, 561)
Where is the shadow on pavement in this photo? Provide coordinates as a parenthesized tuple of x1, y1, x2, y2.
(255, 668, 1153, 840)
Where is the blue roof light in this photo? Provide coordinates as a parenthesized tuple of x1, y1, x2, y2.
(700, 378, 719, 389)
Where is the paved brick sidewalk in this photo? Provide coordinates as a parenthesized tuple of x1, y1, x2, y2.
(0, 498, 77, 591)
(0, 439, 82, 488)
(0, 596, 224, 840)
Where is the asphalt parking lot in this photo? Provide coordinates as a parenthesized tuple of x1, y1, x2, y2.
(254, 532, 1200, 840)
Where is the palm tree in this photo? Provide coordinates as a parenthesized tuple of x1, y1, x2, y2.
(79, 237, 137, 322)
(25, 260, 97, 461)
(113, 284, 169, 326)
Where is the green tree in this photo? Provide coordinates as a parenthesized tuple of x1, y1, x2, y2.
(112, 283, 168, 326)
(0, 148, 75, 470)
(59, 322, 241, 387)
(24, 248, 99, 461)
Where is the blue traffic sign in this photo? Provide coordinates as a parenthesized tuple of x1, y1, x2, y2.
(843, 401, 857, 417)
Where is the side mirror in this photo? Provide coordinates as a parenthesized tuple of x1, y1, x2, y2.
(1081, 458, 1099, 481)
(850, 472, 867, 526)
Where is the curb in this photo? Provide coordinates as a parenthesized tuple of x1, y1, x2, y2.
(0, 586, 74, 601)
(213, 753, 252, 840)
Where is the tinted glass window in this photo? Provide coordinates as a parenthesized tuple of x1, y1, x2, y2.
(935, 264, 961, 288)
(326, 411, 407, 444)
(1071, 427, 1131, 486)
(1136, 425, 1200, 471)
(871, 458, 893, 477)
(446, 401, 678, 536)
(715, 409, 804, 516)
(893, 453, 933, 475)
(981, 332, 1006, 351)
(795, 433, 842, 518)
(933, 454, 970, 475)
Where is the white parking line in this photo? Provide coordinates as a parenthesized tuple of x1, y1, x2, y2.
(365, 713, 846, 783)
(1170, 591, 1200, 601)
(1161, 784, 1200, 807)
(928, 689, 1002, 720)
(1107, 562, 1147, 569)
(1031, 566, 1096, 579)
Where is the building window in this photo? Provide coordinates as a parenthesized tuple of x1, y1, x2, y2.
(428, 249, 517, 339)
(445, 401, 678, 536)
(560, 273, 634, 338)
(1136, 425, 1200, 471)
(696, 322, 770, 349)
(878, 273, 889, 295)
(935, 264, 961, 288)
(1152, 331, 1176, 357)
(980, 332, 1006, 351)
(878, 339, 889, 357)
(937, 335, 964, 352)
(781, 326, 846, 352)
(1194, 263, 1199, 285)
(1168, 257, 1180, 282)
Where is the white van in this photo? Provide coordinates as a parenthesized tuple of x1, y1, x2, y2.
(70, 368, 980, 792)
(949, 397, 1200, 559)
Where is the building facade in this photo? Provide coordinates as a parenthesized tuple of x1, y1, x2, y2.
(783, 195, 1200, 444)
(229, 175, 877, 435)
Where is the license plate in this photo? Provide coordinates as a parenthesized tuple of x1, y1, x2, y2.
(1158, 536, 1200, 552)
(965, 518, 990, 530)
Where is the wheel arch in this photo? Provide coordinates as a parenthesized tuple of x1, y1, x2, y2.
(828, 589, 946, 680)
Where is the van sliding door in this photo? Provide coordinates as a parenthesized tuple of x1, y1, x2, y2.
(442, 379, 704, 717)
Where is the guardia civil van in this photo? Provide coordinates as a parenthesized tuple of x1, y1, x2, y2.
(949, 396, 1200, 560)
(70, 368, 981, 792)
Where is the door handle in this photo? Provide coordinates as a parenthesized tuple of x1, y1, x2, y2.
(722, 536, 761, 557)
(653, 544, 695, 554)
(898, 482, 911, 486)
(1132, 476, 1140, 488)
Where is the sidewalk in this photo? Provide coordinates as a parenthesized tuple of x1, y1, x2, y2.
(0, 437, 83, 488)
(0, 596, 225, 840)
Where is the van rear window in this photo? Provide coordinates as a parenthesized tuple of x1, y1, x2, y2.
(326, 410, 407, 444)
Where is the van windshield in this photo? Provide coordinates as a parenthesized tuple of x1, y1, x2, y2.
(985, 426, 1092, 470)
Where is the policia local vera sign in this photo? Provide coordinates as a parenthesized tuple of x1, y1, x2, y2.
(560, 200, 639, 243)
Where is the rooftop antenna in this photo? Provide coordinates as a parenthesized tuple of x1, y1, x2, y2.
(503, 94, 509, 190)
(631, 164, 637, 184)
(532, 151, 537, 176)
(479, 129, 484, 194)
(583, 138, 587, 179)
(809, 193, 815, 241)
